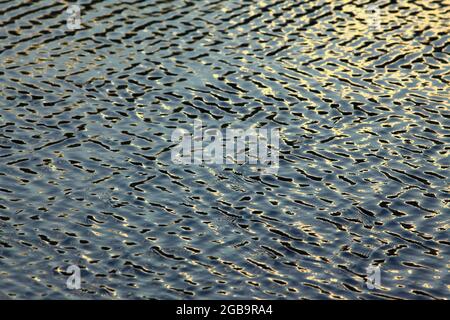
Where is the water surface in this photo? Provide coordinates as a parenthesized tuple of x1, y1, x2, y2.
(0, 0, 449, 299)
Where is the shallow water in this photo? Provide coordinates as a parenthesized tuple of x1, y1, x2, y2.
(0, 0, 449, 299)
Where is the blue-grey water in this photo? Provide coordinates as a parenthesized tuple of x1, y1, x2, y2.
(0, 0, 449, 299)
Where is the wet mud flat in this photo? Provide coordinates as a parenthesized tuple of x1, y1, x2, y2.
(0, 0, 449, 299)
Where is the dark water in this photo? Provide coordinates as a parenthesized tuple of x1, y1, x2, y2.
(0, 0, 449, 299)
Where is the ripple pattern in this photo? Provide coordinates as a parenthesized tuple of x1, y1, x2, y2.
(0, 0, 449, 299)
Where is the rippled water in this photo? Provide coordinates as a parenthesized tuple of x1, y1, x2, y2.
(0, 0, 449, 299)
